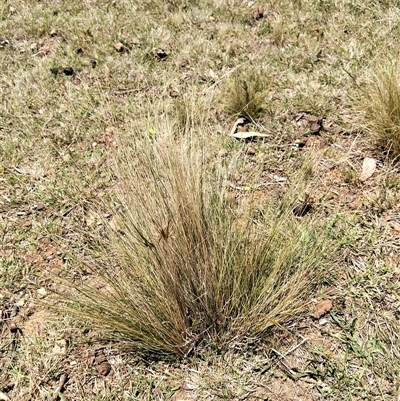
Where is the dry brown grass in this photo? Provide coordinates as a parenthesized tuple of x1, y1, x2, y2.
(56, 124, 334, 357)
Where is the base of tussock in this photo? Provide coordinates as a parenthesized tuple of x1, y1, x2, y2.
(54, 121, 336, 357)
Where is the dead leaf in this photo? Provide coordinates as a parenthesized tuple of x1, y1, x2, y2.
(229, 117, 246, 136)
(94, 350, 111, 376)
(0, 391, 11, 401)
(359, 157, 376, 181)
(13, 166, 45, 178)
(273, 175, 287, 183)
(182, 382, 198, 391)
(97, 362, 111, 376)
(312, 299, 332, 319)
(37, 288, 47, 298)
(230, 131, 269, 139)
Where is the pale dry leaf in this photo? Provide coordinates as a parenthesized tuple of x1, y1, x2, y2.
(171, 389, 196, 401)
(229, 117, 246, 136)
(230, 131, 269, 139)
(0, 391, 11, 401)
(312, 299, 332, 319)
(182, 382, 198, 391)
(52, 339, 67, 355)
(37, 288, 47, 298)
(359, 157, 376, 181)
(14, 165, 45, 178)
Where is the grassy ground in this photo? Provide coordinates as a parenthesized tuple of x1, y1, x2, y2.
(1, 0, 400, 399)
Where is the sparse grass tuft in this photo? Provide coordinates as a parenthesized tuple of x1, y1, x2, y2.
(222, 69, 268, 122)
(359, 60, 400, 159)
(57, 124, 335, 357)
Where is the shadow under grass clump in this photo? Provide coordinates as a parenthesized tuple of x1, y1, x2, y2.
(58, 128, 335, 358)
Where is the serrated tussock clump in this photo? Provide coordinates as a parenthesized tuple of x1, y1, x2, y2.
(360, 60, 400, 159)
(223, 69, 269, 122)
(61, 126, 334, 357)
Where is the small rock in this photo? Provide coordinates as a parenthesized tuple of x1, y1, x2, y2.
(291, 140, 306, 150)
(313, 299, 333, 319)
(359, 157, 376, 182)
(310, 121, 322, 135)
(247, 146, 256, 155)
(36, 203, 45, 211)
(63, 67, 74, 76)
(114, 42, 124, 52)
(0, 390, 11, 401)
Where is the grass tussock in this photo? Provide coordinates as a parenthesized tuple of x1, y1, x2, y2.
(360, 60, 400, 159)
(58, 123, 334, 357)
(223, 69, 268, 122)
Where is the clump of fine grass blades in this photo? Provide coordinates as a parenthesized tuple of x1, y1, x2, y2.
(61, 126, 334, 357)
(360, 60, 400, 159)
(223, 69, 268, 122)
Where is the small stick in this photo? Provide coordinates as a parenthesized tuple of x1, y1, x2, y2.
(261, 335, 307, 375)
(271, 349, 297, 376)
(52, 373, 68, 400)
